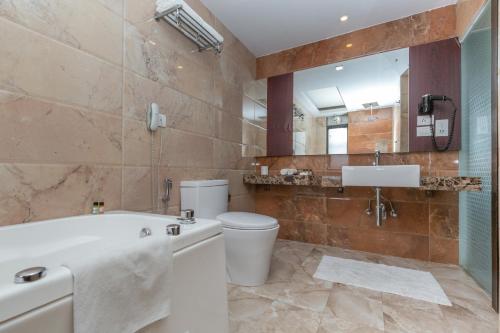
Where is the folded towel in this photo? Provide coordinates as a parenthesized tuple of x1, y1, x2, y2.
(63, 237, 173, 333)
(156, 0, 224, 43)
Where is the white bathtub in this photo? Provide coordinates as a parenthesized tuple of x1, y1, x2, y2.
(0, 212, 229, 333)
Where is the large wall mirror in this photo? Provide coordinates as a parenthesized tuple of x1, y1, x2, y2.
(257, 39, 461, 157)
(293, 48, 409, 155)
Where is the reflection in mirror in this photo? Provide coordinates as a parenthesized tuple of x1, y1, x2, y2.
(242, 79, 267, 157)
(293, 48, 409, 155)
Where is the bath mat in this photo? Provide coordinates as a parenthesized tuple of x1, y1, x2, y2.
(313, 256, 452, 306)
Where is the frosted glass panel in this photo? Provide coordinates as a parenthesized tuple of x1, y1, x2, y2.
(459, 2, 492, 295)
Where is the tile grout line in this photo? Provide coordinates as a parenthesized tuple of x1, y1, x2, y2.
(120, 1, 126, 210)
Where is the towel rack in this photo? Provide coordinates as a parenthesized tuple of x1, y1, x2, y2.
(155, 5, 223, 54)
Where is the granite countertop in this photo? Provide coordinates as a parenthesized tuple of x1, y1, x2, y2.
(243, 174, 481, 192)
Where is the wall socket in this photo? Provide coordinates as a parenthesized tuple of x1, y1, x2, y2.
(435, 119, 449, 137)
(416, 126, 432, 137)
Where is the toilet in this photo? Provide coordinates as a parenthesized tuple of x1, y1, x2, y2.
(180, 179, 279, 286)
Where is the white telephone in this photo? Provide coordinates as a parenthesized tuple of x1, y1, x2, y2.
(147, 102, 167, 131)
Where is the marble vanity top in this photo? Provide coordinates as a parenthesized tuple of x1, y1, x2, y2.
(243, 174, 481, 192)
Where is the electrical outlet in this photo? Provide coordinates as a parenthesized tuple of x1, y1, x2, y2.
(435, 119, 448, 137)
(416, 126, 432, 137)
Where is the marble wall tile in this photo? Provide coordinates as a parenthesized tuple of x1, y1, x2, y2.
(409, 5, 457, 46)
(229, 194, 256, 213)
(122, 166, 153, 211)
(456, 0, 488, 39)
(327, 226, 430, 261)
(0, 164, 121, 226)
(0, 0, 123, 65)
(123, 70, 216, 137)
(0, 0, 256, 225)
(162, 129, 214, 168)
(124, 0, 155, 24)
(123, 118, 154, 166)
(227, 170, 254, 197)
(216, 111, 243, 144)
(0, 91, 122, 165)
(429, 203, 459, 239)
(295, 196, 327, 223)
(256, 5, 457, 79)
(213, 79, 245, 117)
(97, 0, 124, 17)
(124, 20, 215, 104)
(213, 140, 242, 170)
(255, 153, 459, 263)
(429, 236, 459, 264)
(0, 18, 123, 115)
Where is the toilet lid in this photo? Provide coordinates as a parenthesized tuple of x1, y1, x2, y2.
(216, 212, 278, 230)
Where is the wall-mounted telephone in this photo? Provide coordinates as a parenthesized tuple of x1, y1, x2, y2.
(418, 94, 457, 152)
(147, 102, 167, 131)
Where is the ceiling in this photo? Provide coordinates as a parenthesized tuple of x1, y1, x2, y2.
(294, 48, 409, 117)
(200, 0, 456, 56)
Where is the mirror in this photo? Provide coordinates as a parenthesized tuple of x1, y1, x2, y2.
(292, 48, 409, 155)
(242, 79, 268, 157)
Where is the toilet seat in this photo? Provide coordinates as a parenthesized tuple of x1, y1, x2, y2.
(217, 212, 278, 230)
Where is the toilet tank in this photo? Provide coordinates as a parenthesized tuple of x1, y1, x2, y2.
(180, 180, 229, 219)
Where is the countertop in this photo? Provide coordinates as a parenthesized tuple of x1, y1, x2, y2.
(243, 174, 481, 192)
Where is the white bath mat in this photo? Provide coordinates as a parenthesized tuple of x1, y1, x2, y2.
(314, 256, 452, 306)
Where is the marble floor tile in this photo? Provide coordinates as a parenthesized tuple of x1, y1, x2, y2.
(228, 289, 322, 333)
(228, 239, 499, 333)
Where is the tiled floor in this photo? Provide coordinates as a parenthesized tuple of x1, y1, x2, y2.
(227, 240, 499, 333)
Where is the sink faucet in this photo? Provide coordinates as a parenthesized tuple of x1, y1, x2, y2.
(373, 150, 383, 226)
(374, 150, 381, 166)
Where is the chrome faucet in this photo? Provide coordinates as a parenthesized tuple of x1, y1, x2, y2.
(374, 150, 383, 226)
(374, 150, 381, 166)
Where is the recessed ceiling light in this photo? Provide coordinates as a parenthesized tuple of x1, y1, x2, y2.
(340, 15, 349, 22)
(177, 65, 184, 70)
(335, 65, 344, 71)
(346, 43, 353, 48)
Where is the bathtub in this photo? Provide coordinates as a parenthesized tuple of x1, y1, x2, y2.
(0, 212, 229, 333)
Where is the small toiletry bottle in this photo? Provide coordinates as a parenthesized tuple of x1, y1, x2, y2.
(99, 202, 105, 214)
(261, 165, 269, 176)
(91, 202, 100, 214)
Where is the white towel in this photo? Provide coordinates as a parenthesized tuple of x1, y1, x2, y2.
(63, 237, 173, 333)
(156, 0, 224, 43)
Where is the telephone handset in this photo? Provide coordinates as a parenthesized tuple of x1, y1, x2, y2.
(418, 94, 457, 152)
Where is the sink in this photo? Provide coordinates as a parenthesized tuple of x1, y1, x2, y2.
(342, 165, 421, 188)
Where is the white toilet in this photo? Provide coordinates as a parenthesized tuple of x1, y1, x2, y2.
(180, 179, 279, 286)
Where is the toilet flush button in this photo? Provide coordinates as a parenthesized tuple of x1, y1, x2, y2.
(14, 267, 47, 283)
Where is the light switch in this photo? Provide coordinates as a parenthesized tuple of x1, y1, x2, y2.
(417, 115, 432, 126)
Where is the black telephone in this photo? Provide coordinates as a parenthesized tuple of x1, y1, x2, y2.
(418, 94, 457, 152)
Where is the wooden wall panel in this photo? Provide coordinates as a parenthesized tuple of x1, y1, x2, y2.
(409, 38, 461, 152)
(267, 73, 293, 156)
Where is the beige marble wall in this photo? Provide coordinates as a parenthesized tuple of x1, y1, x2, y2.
(0, 0, 256, 226)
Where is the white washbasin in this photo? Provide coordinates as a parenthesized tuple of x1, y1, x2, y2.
(342, 165, 421, 188)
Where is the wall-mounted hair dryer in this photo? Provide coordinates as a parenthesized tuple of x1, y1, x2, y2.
(417, 94, 457, 152)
